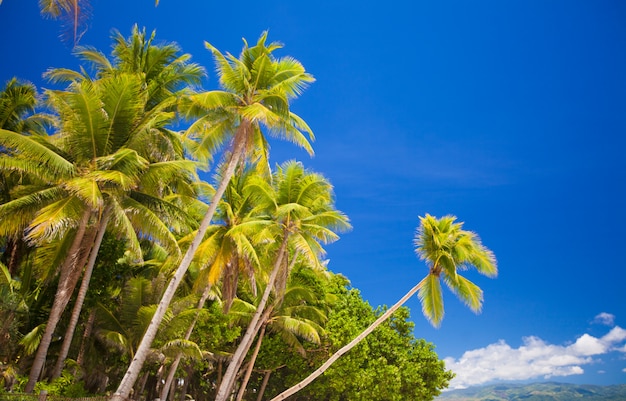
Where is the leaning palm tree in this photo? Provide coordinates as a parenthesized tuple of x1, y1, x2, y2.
(112, 32, 315, 401)
(268, 214, 497, 401)
(214, 160, 351, 401)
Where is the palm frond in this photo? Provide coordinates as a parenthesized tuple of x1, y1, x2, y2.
(20, 323, 46, 355)
(0, 128, 75, 178)
(417, 273, 444, 327)
(444, 274, 484, 313)
(25, 195, 86, 244)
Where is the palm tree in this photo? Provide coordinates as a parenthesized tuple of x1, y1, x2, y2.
(214, 160, 350, 401)
(36, 1, 160, 46)
(232, 271, 327, 401)
(112, 32, 315, 401)
(0, 78, 53, 275)
(48, 27, 203, 383)
(267, 214, 497, 401)
(0, 28, 202, 391)
(159, 169, 265, 401)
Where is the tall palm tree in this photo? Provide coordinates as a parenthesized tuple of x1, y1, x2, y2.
(112, 32, 315, 401)
(159, 168, 265, 401)
(47, 27, 203, 384)
(267, 214, 497, 401)
(232, 271, 327, 401)
(0, 28, 202, 391)
(214, 160, 350, 401)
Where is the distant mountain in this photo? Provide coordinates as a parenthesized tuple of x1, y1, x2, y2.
(435, 382, 626, 400)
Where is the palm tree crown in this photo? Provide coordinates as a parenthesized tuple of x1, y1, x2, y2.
(415, 214, 497, 327)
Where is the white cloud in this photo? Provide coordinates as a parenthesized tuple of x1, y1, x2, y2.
(602, 326, 626, 344)
(444, 324, 626, 390)
(593, 312, 615, 326)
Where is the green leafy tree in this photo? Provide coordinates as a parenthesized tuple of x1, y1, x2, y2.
(112, 32, 315, 401)
(269, 214, 496, 400)
(248, 273, 452, 401)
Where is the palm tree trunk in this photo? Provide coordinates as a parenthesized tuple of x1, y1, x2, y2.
(111, 122, 250, 401)
(235, 324, 267, 401)
(267, 276, 429, 401)
(160, 285, 213, 401)
(51, 207, 112, 379)
(76, 308, 95, 367)
(214, 232, 289, 401)
(255, 370, 272, 401)
(25, 210, 92, 393)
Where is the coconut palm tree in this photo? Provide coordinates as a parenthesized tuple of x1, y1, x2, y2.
(214, 160, 350, 401)
(12, 71, 195, 391)
(159, 168, 265, 401)
(232, 271, 327, 401)
(267, 214, 497, 401)
(0, 28, 202, 391)
(112, 32, 315, 401)
(44, 27, 203, 384)
(36, 1, 160, 46)
(0, 78, 53, 275)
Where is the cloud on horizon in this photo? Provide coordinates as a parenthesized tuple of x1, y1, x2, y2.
(444, 319, 626, 390)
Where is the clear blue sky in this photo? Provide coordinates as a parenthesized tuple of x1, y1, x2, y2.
(1, 0, 625, 390)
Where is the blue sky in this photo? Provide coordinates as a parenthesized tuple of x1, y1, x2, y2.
(1, 0, 625, 391)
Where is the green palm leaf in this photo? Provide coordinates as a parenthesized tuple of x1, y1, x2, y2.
(0, 128, 75, 178)
(418, 273, 445, 327)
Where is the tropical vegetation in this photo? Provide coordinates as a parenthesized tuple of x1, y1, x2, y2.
(0, 20, 497, 401)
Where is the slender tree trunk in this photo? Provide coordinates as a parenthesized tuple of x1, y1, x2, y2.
(179, 363, 193, 401)
(111, 123, 250, 401)
(51, 207, 112, 379)
(76, 308, 96, 367)
(5, 236, 25, 276)
(255, 370, 272, 401)
(25, 210, 92, 393)
(160, 285, 213, 401)
(267, 277, 428, 401)
(235, 324, 267, 401)
(214, 232, 289, 401)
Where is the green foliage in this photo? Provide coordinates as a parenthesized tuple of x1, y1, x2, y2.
(32, 370, 89, 397)
(254, 274, 453, 401)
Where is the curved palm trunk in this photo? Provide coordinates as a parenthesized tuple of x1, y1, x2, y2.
(111, 123, 250, 401)
(25, 210, 92, 393)
(267, 276, 429, 401)
(214, 233, 289, 401)
(160, 285, 213, 401)
(51, 207, 112, 379)
(235, 323, 267, 401)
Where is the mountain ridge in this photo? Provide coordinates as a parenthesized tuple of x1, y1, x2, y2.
(435, 382, 626, 400)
